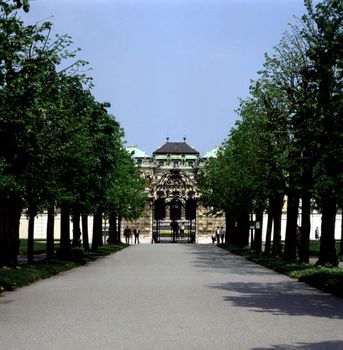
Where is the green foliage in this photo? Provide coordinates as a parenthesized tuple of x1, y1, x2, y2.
(0, 1, 30, 14)
(0, 1, 147, 265)
(0, 260, 79, 292)
(297, 268, 343, 296)
(105, 146, 147, 220)
(300, 0, 343, 205)
(198, 0, 342, 263)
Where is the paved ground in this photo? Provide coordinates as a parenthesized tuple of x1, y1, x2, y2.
(1, 244, 343, 350)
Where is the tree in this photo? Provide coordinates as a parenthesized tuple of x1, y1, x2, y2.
(302, 0, 343, 266)
(0, 1, 58, 266)
(0, 6, 108, 263)
(258, 27, 316, 261)
(105, 147, 147, 244)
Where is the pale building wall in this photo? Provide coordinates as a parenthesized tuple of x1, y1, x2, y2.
(19, 214, 94, 241)
(19, 212, 342, 243)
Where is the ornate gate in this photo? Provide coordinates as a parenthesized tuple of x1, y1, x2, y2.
(151, 169, 198, 243)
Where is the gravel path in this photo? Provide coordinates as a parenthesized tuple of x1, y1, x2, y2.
(1, 244, 343, 350)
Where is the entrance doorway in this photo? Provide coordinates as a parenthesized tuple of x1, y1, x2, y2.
(152, 196, 197, 243)
(152, 219, 196, 243)
(151, 169, 197, 243)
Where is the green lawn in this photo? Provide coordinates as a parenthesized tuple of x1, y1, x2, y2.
(309, 240, 342, 259)
(18, 239, 59, 255)
(156, 231, 192, 237)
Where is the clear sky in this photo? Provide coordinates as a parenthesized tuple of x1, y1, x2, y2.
(24, 0, 310, 156)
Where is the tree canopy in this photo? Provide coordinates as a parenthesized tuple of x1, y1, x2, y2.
(198, 0, 342, 264)
(0, 0, 146, 266)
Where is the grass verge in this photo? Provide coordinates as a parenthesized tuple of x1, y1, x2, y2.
(18, 239, 60, 255)
(0, 243, 128, 295)
(219, 244, 343, 298)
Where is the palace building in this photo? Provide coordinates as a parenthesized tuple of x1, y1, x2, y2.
(123, 138, 224, 243)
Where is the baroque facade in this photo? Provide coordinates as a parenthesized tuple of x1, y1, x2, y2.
(123, 138, 224, 242)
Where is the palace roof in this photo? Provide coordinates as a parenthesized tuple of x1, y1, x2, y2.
(153, 139, 199, 155)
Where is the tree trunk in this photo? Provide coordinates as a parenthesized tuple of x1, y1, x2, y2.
(0, 196, 22, 268)
(299, 190, 311, 263)
(92, 210, 103, 251)
(264, 200, 273, 255)
(272, 193, 284, 256)
(81, 214, 90, 251)
(225, 211, 236, 245)
(46, 204, 55, 259)
(340, 209, 343, 256)
(250, 212, 254, 249)
(298, 161, 313, 263)
(27, 208, 37, 264)
(237, 210, 250, 247)
(284, 189, 300, 261)
(72, 206, 81, 247)
(318, 198, 338, 266)
(108, 212, 116, 244)
(115, 214, 122, 243)
(117, 216, 122, 243)
(59, 202, 71, 258)
(254, 207, 263, 253)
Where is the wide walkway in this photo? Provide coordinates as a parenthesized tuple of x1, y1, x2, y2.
(1, 244, 343, 350)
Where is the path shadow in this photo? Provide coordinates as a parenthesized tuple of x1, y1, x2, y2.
(209, 281, 343, 319)
(252, 340, 343, 349)
(186, 245, 343, 319)
(188, 244, 275, 276)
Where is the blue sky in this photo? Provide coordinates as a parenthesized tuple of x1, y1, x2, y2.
(25, 0, 310, 156)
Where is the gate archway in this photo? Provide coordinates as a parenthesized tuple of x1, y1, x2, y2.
(151, 169, 198, 243)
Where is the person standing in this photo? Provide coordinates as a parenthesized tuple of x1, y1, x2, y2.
(171, 221, 179, 242)
(216, 227, 221, 245)
(151, 231, 157, 244)
(124, 226, 131, 244)
(180, 223, 185, 238)
(315, 227, 320, 241)
(211, 231, 216, 244)
(220, 226, 225, 244)
(134, 226, 141, 244)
